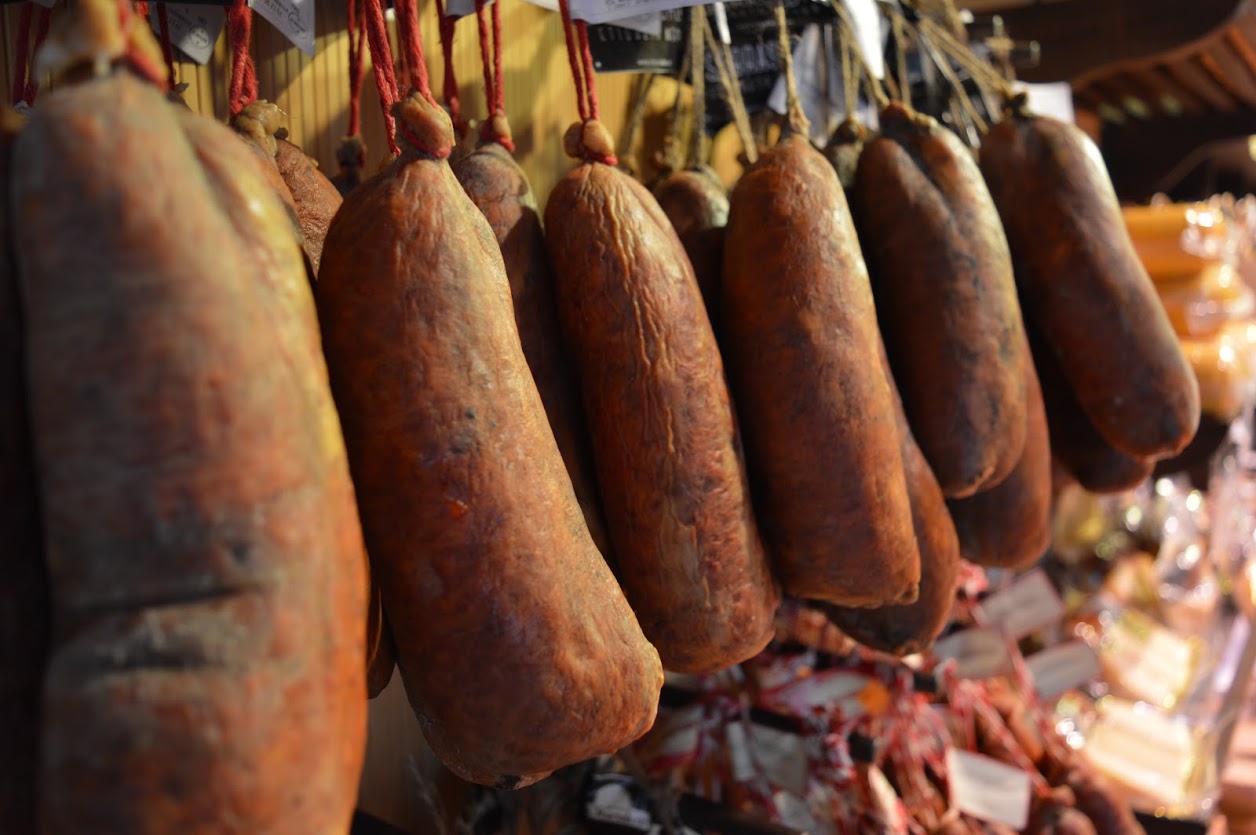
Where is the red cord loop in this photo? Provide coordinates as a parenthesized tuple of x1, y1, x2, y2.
(227, 0, 258, 115)
(475, 0, 513, 151)
(557, 0, 615, 164)
(393, 0, 435, 105)
(347, 0, 365, 136)
(362, 0, 400, 155)
(433, 0, 464, 134)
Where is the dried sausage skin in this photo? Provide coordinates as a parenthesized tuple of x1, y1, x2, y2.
(853, 103, 1028, 497)
(546, 134, 779, 674)
(17, 63, 367, 833)
(452, 141, 612, 557)
(723, 133, 919, 607)
(318, 98, 662, 786)
(981, 102, 1199, 458)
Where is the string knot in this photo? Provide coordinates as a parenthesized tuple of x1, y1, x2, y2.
(395, 91, 454, 160)
(479, 110, 514, 153)
(562, 119, 616, 166)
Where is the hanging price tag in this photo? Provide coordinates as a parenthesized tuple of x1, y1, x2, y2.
(946, 749, 1032, 830)
(569, 0, 743, 26)
(444, 0, 490, 20)
(932, 627, 1014, 680)
(155, 4, 227, 66)
(1025, 640, 1102, 700)
(250, 0, 315, 57)
(974, 568, 1065, 639)
(586, 9, 685, 74)
(840, 0, 881, 78)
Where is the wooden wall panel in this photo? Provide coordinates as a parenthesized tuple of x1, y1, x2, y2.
(1, 0, 687, 204)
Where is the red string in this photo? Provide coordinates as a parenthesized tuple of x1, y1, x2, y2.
(114, 0, 168, 89)
(11, 3, 32, 107)
(491, 0, 504, 114)
(433, 0, 462, 131)
(347, 0, 366, 137)
(227, 0, 258, 115)
(362, 0, 399, 154)
(155, 4, 177, 87)
(557, 0, 588, 121)
(22, 6, 51, 105)
(475, 0, 512, 151)
(134, 0, 149, 18)
(393, 0, 434, 104)
(576, 20, 600, 120)
(475, 0, 493, 114)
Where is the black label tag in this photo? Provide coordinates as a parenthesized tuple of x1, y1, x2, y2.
(587, 9, 686, 74)
(702, 0, 836, 134)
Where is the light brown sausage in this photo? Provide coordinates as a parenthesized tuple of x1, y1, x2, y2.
(16, 9, 367, 829)
(853, 103, 1028, 497)
(946, 342, 1052, 569)
(819, 344, 960, 655)
(722, 132, 919, 607)
(653, 164, 729, 323)
(274, 136, 343, 276)
(317, 99, 662, 786)
(980, 95, 1199, 459)
(544, 119, 779, 674)
(1028, 324, 1155, 493)
(452, 140, 612, 558)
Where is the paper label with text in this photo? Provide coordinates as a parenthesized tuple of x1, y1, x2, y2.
(946, 749, 1032, 829)
(155, 4, 226, 66)
(933, 627, 1014, 680)
(975, 568, 1065, 638)
(569, 0, 744, 25)
(586, 10, 685, 73)
(250, 0, 315, 56)
(1025, 640, 1102, 700)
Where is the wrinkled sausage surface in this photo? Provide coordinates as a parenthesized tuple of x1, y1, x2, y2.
(545, 138, 779, 674)
(723, 133, 919, 607)
(318, 99, 663, 786)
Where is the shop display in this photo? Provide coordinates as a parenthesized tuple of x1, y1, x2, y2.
(7, 0, 1256, 831)
(853, 101, 1027, 500)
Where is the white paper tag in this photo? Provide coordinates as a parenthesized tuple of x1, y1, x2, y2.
(250, 0, 315, 57)
(1026, 640, 1102, 700)
(444, 0, 485, 19)
(867, 765, 910, 832)
(585, 779, 653, 831)
(975, 568, 1065, 638)
(712, 1, 730, 44)
(761, 669, 874, 717)
(767, 24, 837, 142)
(840, 0, 882, 79)
(568, 0, 742, 26)
(946, 749, 1032, 830)
(1017, 81, 1075, 124)
(154, 4, 226, 66)
(932, 627, 1014, 680)
(725, 721, 756, 783)
(749, 724, 808, 795)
